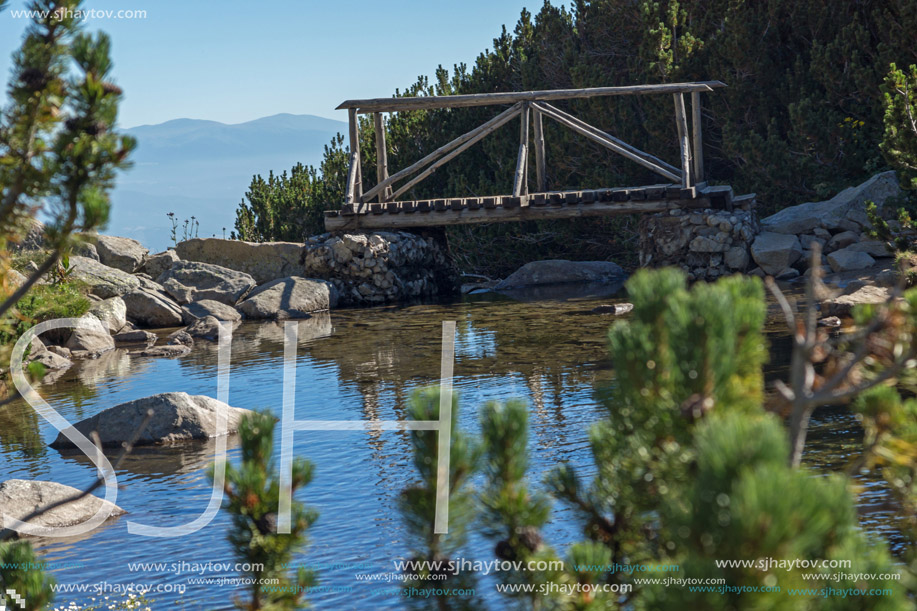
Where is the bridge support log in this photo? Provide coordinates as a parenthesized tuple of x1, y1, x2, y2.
(691, 91, 704, 184)
(673, 93, 693, 188)
(374, 112, 393, 202)
(347, 108, 363, 209)
(533, 107, 546, 192)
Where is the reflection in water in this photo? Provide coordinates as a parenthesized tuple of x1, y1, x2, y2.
(0, 290, 902, 609)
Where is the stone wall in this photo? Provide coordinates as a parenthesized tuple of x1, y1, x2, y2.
(301, 230, 458, 306)
(638, 206, 760, 281)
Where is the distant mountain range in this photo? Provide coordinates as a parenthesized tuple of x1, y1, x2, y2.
(107, 113, 346, 251)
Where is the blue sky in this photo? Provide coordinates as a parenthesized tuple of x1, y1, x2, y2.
(0, 0, 543, 128)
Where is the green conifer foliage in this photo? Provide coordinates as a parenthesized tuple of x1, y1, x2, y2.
(211, 410, 317, 611)
(881, 63, 917, 191)
(0, 540, 54, 611)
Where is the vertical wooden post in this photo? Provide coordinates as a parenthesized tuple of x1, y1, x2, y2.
(374, 112, 393, 202)
(673, 93, 692, 188)
(690, 91, 704, 185)
(518, 102, 530, 196)
(533, 106, 546, 192)
(348, 108, 363, 208)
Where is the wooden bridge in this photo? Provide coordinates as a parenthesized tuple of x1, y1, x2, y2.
(324, 81, 745, 232)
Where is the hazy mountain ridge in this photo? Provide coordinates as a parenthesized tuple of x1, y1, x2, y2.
(108, 113, 346, 250)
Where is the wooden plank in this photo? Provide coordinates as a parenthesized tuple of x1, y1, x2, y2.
(370, 203, 384, 214)
(549, 192, 564, 206)
(325, 197, 708, 230)
(519, 104, 530, 196)
(348, 108, 363, 208)
(417, 200, 432, 212)
(363, 102, 522, 202)
(385, 202, 401, 213)
(374, 112, 393, 201)
(531, 193, 547, 206)
(534, 102, 682, 183)
(344, 152, 359, 206)
(512, 143, 527, 197)
(341, 203, 356, 216)
(336, 81, 728, 113)
(611, 189, 628, 202)
(505, 196, 522, 208)
(449, 198, 465, 210)
(434, 199, 447, 212)
(482, 197, 497, 209)
(691, 91, 704, 184)
(581, 190, 596, 204)
(466, 197, 481, 210)
(673, 93, 693, 188)
(402, 201, 417, 213)
(630, 188, 649, 201)
(533, 107, 546, 192)
(564, 191, 581, 205)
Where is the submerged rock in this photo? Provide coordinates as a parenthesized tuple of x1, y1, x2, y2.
(495, 260, 625, 290)
(0, 479, 125, 536)
(50, 392, 253, 448)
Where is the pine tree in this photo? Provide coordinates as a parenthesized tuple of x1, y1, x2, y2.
(211, 410, 317, 610)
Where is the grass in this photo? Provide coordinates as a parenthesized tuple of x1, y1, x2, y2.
(0, 280, 91, 346)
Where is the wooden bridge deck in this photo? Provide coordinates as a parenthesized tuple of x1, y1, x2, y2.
(325, 184, 739, 231)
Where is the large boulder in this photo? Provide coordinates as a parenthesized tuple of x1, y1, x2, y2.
(846, 240, 893, 258)
(176, 238, 304, 284)
(157, 261, 256, 305)
(0, 479, 124, 535)
(141, 249, 179, 278)
(826, 248, 876, 273)
(494, 260, 625, 290)
(69, 256, 140, 299)
(761, 171, 900, 235)
(50, 392, 254, 448)
(749, 232, 804, 276)
(88, 297, 127, 333)
(64, 314, 114, 354)
(181, 299, 242, 324)
(236, 277, 337, 320)
(824, 285, 891, 317)
(122, 288, 184, 328)
(94, 235, 148, 273)
(185, 315, 223, 341)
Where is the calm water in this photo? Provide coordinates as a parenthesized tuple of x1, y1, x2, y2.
(0, 287, 900, 610)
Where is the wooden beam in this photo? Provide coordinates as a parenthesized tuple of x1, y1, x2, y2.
(691, 91, 704, 183)
(337, 81, 727, 113)
(374, 112, 393, 202)
(533, 107, 546, 192)
(673, 93, 692, 188)
(517, 103, 530, 196)
(389, 104, 523, 201)
(534, 101, 681, 183)
(344, 152, 359, 205)
(513, 143, 527, 197)
(325, 197, 709, 231)
(361, 102, 522, 203)
(348, 108, 363, 208)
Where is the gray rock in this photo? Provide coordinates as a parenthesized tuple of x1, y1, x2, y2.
(64, 315, 114, 354)
(846, 240, 892, 258)
(799, 234, 826, 250)
(122, 288, 184, 328)
(825, 231, 859, 253)
(9, 219, 45, 251)
(494, 260, 625, 290)
(824, 285, 890, 317)
(818, 316, 842, 328)
(142, 250, 179, 278)
(750, 232, 803, 275)
(724, 246, 750, 271)
(0, 479, 125, 535)
(775, 268, 800, 281)
(88, 297, 127, 333)
(158, 261, 256, 305)
(826, 248, 876, 273)
(236, 277, 337, 320)
(175, 238, 304, 284)
(113, 329, 157, 344)
(31, 350, 72, 371)
(186, 316, 222, 341)
(761, 171, 900, 234)
(50, 392, 254, 448)
(689, 236, 729, 253)
(8, 268, 28, 289)
(94, 235, 148, 273)
(69, 256, 140, 299)
(47, 345, 71, 358)
(167, 330, 194, 347)
(181, 299, 242, 324)
(72, 241, 99, 261)
(133, 345, 192, 358)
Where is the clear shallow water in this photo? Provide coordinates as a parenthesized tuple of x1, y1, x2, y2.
(0, 289, 901, 610)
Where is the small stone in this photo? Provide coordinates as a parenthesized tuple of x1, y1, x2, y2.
(818, 316, 842, 328)
(167, 330, 194, 347)
(825, 231, 859, 253)
(133, 345, 191, 358)
(591, 303, 634, 315)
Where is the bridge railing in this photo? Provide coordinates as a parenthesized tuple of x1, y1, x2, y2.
(335, 81, 726, 214)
